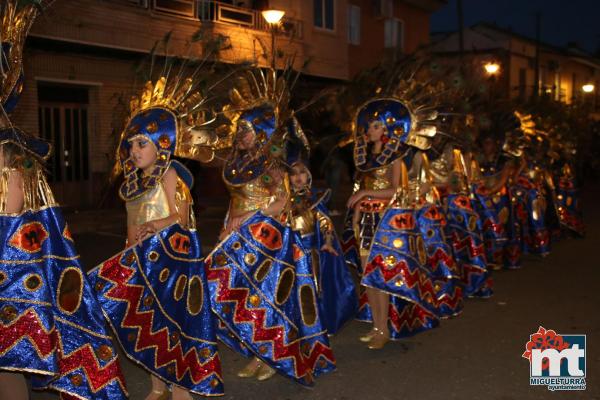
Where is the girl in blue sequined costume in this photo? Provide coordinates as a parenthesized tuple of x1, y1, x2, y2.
(0, 2, 127, 398)
(87, 77, 224, 400)
(472, 134, 518, 269)
(204, 69, 335, 386)
(0, 129, 128, 400)
(288, 159, 358, 335)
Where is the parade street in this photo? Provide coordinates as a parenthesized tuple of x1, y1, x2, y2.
(30, 185, 599, 400)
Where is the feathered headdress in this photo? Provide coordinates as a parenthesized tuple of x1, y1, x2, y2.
(1, 0, 53, 116)
(115, 73, 224, 200)
(0, 1, 56, 213)
(219, 67, 307, 186)
(336, 56, 469, 171)
(0, 0, 53, 160)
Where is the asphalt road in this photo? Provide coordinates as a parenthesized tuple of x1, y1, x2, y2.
(30, 186, 599, 400)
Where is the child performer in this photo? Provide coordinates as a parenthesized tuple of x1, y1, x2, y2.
(428, 138, 492, 298)
(287, 143, 358, 335)
(87, 77, 224, 400)
(346, 62, 469, 347)
(472, 132, 518, 269)
(1, 2, 126, 398)
(204, 69, 335, 386)
(0, 127, 128, 400)
(348, 99, 450, 349)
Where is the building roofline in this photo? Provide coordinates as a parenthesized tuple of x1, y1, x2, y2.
(401, 0, 447, 13)
(436, 22, 600, 68)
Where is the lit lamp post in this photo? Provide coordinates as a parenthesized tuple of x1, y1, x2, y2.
(582, 83, 595, 93)
(483, 62, 500, 99)
(582, 83, 596, 109)
(261, 9, 285, 69)
(483, 62, 500, 76)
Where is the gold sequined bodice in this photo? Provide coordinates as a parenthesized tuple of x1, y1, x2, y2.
(291, 208, 315, 235)
(429, 154, 450, 186)
(291, 208, 334, 238)
(228, 178, 274, 214)
(360, 164, 393, 191)
(126, 176, 193, 227)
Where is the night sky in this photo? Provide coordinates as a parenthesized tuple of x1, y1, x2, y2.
(431, 0, 600, 55)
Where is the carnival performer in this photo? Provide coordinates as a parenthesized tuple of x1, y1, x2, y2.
(204, 68, 335, 386)
(472, 131, 518, 269)
(0, 130, 129, 400)
(550, 160, 584, 236)
(287, 141, 358, 335)
(343, 60, 481, 347)
(526, 112, 583, 237)
(87, 75, 224, 399)
(347, 100, 459, 347)
(427, 135, 492, 298)
(406, 150, 464, 317)
(0, 2, 128, 399)
(509, 112, 551, 257)
(345, 103, 404, 349)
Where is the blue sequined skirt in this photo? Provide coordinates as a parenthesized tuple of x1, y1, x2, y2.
(88, 224, 224, 396)
(205, 212, 335, 386)
(444, 194, 493, 298)
(0, 207, 127, 400)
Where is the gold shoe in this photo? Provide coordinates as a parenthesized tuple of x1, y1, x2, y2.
(256, 364, 276, 381)
(367, 330, 390, 350)
(237, 358, 262, 378)
(359, 327, 379, 343)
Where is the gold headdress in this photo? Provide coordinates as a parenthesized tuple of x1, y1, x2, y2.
(219, 67, 292, 146)
(218, 67, 307, 186)
(347, 57, 464, 171)
(115, 74, 226, 200)
(1, 1, 56, 213)
(1, 1, 53, 116)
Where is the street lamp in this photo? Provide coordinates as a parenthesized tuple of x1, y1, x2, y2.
(261, 9, 285, 69)
(582, 83, 595, 93)
(483, 62, 500, 76)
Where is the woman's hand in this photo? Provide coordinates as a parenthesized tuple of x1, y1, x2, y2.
(135, 221, 158, 242)
(346, 190, 368, 209)
(320, 243, 339, 256)
(222, 212, 252, 238)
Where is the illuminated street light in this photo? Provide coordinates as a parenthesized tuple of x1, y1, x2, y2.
(261, 9, 285, 69)
(582, 83, 595, 93)
(261, 9, 285, 24)
(484, 62, 500, 76)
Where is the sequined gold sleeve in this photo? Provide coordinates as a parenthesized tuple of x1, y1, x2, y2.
(175, 176, 195, 229)
(316, 211, 334, 236)
(316, 210, 335, 245)
(291, 209, 316, 236)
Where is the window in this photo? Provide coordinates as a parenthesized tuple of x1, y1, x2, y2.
(372, 0, 393, 18)
(153, 0, 194, 17)
(314, 0, 334, 30)
(348, 5, 360, 45)
(384, 18, 403, 50)
(125, 0, 148, 6)
(519, 68, 527, 98)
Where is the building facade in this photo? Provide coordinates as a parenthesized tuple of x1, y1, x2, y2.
(13, 0, 444, 207)
(430, 23, 600, 107)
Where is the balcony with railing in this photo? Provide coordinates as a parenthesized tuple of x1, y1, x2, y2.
(122, 0, 303, 39)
